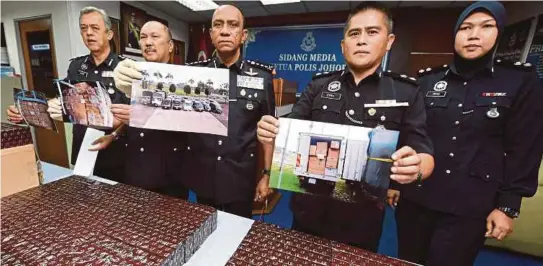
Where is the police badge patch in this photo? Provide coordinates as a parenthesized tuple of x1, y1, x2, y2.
(327, 81, 341, 92)
(433, 81, 447, 91)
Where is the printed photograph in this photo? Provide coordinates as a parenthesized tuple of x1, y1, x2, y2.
(13, 88, 57, 132)
(130, 62, 229, 136)
(270, 118, 399, 203)
(56, 80, 114, 129)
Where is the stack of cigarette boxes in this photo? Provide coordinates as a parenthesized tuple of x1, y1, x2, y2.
(227, 222, 416, 266)
(1, 176, 217, 265)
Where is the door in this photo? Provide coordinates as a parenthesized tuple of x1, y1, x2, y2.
(19, 17, 69, 167)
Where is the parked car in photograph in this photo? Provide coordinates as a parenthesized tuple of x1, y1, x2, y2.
(173, 98, 183, 110)
(210, 102, 223, 114)
(183, 99, 193, 111)
(193, 100, 204, 112)
(202, 101, 211, 112)
(162, 98, 172, 109)
(140, 96, 151, 106)
(152, 91, 166, 107)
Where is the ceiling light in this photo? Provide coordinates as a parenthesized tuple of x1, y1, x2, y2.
(177, 0, 218, 11)
(260, 0, 301, 5)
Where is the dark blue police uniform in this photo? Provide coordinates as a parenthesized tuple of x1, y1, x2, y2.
(182, 57, 276, 218)
(288, 67, 433, 252)
(67, 51, 129, 182)
(396, 60, 543, 266)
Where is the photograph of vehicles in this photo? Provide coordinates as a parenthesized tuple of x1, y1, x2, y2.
(56, 80, 114, 129)
(13, 88, 57, 132)
(270, 118, 399, 203)
(130, 62, 229, 136)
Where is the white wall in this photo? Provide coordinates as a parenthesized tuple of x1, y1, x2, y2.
(1, 1, 72, 78)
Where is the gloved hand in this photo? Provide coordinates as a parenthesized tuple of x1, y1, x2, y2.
(113, 59, 143, 97)
(47, 98, 63, 121)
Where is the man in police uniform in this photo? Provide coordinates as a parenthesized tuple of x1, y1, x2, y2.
(257, 2, 434, 251)
(184, 5, 276, 218)
(112, 21, 188, 198)
(395, 2, 543, 266)
(7, 7, 128, 182)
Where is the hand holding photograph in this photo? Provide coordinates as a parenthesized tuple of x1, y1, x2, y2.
(13, 88, 57, 132)
(55, 80, 114, 129)
(270, 118, 399, 203)
(130, 62, 230, 136)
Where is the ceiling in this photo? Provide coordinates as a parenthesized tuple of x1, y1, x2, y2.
(141, 1, 471, 24)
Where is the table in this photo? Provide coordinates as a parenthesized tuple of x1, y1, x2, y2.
(40, 162, 253, 266)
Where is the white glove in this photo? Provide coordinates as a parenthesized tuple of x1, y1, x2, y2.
(47, 98, 63, 121)
(113, 59, 143, 97)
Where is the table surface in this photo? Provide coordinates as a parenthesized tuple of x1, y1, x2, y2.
(40, 162, 253, 266)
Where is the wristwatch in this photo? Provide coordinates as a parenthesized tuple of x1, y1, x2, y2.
(497, 206, 520, 219)
(262, 169, 271, 176)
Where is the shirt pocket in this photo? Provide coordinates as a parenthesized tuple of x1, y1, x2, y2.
(363, 106, 404, 130)
(474, 96, 512, 134)
(311, 97, 344, 123)
(424, 97, 451, 127)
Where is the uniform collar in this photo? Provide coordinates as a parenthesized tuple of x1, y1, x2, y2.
(87, 50, 117, 68)
(341, 65, 383, 84)
(446, 59, 495, 79)
(212, 56, 243, 73)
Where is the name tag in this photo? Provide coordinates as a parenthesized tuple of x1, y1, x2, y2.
(482, 92, 507, 97)
(426, 91, 447, 97)
(237, 75, 264, 90)
(321, 92, 342, 100)
(364, 102, 409, 108)
(102, 71, 113, 78)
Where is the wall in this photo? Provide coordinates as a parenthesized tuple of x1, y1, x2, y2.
(1, 1, 72, 79)
(506, 1, 543, 24)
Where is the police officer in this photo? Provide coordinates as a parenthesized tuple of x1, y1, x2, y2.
(257, 2, 434, 252)
(111, 21, 188, 198)
(7, 7, 128, 182)
(184, 5, 276, 218)
(395, 2, 543, 266)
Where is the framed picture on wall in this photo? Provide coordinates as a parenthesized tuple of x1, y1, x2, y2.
(120, 2, 146, 55)
(171, 39, 185, 65)
(109, 17, 121, 55)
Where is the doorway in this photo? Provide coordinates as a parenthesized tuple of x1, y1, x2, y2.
(19, 17, 69, 167)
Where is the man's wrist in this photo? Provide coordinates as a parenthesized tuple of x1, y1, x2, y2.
(497, 206, 520, 219)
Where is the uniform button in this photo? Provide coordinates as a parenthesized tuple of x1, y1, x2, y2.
(458, 103, 463, 108)
(454, 121, 460, 125)
(140, 132, 144, 137)
(140, 148, 144, 152)
(109, 83, 113, 86)
(485, 175, 490, 179)
(354, 92, 360, 98)
(322, 105, 328, 110)
(446, 169, 451, 174)
(430, 102, 434, 106)
(125, 143, 128, 147)
(94, 70, 99, 74)
(218, 140, 223, 145)
(217, 156, 222, 161)
(348, 109, 355, 115)
(173, 148, 177, 151)
(463, 82, 467, 86)
(187, 146, 191, 150)
(452, 136, 457, 140)
(449, 153, 454, 157)
(250, 153, 254, 157)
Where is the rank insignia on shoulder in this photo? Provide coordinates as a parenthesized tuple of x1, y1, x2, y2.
(383, 71, 418, 85)
(312, 70, 341, 80)
(246, 60, 274, 73)
(417, 65, 448, 77)
(495, 59, 534, 71)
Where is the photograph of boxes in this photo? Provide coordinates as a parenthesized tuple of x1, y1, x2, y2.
(271, 118, 399, 203)
(56, 80, 113, 129)
(130, 62, 229, 136)
(13, 88, 57, 132)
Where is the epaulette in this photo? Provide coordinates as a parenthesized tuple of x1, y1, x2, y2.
(312, 70, 342, 80)
(417, 65, 449, 77)
(186, 58, 212, 66)
(383, 70, 418, 85)
(69, 55, 87, 62)
(495, 59, 533, 71)
(118, 54, 126, 60)
(245, 59, 274, 73)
